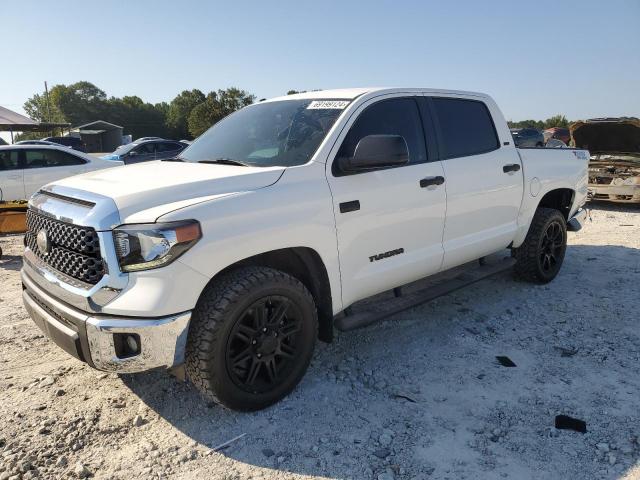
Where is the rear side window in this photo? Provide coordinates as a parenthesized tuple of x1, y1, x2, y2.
(431, 98, 499, 159)
(337, 98, 427, 167)
(24, 149, 85, 168)
(0, 150, 19, 171)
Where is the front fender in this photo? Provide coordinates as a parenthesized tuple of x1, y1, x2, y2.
(157, 162, 343, 314)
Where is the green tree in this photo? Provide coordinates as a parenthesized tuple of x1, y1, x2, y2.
(21, 82, 255, 142)
(543, 114, 570, 129)
(188, 88, 255, 138)
(23, 92, 66, 124)
(23, 81, 109, 128)
(507, 119, 545, 129)
(508, 115, 572, 130)
(51, 81, 108, 126)
(107, 96, 169, 140)
(166, 89, 206, 139)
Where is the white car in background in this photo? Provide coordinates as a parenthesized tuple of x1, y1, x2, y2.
(0, 145, 124, 201)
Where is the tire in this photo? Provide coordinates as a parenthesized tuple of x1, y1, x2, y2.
(512, 207, 567, 283)
(185, 266, 318, 411)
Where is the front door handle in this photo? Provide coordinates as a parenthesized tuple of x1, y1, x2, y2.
(420, 176, 445, 188)
(503, 163, 521, 173)
(339, 200, 360, 213)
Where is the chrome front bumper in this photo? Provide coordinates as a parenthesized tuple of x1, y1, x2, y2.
(22, 268, 191, 373)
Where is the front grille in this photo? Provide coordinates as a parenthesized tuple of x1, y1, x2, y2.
(25, 209, 105, 284)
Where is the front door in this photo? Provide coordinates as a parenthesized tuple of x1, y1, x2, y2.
(0, 149, 24, 201)
(22, 148, 88, 198)
(326, 95, 447, 308)
(126, 142, 156, 164)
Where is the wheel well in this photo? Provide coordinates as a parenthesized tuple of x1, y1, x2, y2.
(537, 188, 574, 219)
(213, 248, 334, 343)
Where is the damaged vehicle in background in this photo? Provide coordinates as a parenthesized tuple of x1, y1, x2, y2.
(572, 117, 640, 203)
(543, 127, 570, 146)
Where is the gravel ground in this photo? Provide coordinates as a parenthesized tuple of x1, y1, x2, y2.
(1, 201, 639, 480)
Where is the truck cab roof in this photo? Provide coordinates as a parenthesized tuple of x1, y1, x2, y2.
(265, 87, 490, 103)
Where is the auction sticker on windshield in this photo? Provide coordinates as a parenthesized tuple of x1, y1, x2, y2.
(307, 100, 350, 109)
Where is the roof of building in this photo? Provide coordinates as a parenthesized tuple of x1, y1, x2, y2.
(0, 106, 70, 131)
(75, 120, 123, 130)
(0, 106, 37, 126)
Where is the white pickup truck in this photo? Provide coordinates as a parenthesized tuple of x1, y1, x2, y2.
(21, 88, 589, 410)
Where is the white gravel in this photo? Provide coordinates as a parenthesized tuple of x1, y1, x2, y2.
(1, 201, 639, 480)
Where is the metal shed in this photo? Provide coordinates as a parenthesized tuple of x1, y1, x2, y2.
(74, 120, 123, 153)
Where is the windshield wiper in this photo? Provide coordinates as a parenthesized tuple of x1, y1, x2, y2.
(198, 158, 252, 167)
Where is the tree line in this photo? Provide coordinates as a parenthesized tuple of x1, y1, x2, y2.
(19, 81, 255, 141)
(17, 81, 574, 142)
(507, 115, 571, 130)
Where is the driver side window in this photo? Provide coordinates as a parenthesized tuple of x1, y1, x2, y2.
(335, 98, 427, 175)
(134, 143, 155, 155)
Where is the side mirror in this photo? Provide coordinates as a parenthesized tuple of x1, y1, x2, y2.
(128, 151, 138, 156)
(339, 135, 409, 172)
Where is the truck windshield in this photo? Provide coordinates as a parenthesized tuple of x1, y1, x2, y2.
(178, 99, 347, 167)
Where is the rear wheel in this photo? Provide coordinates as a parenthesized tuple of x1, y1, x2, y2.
(185, 266, 317, 411)
(512, 207, 567, 283)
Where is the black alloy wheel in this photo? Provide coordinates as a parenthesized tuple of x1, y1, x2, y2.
(513, 207, 568, 283)
(538, 219, 565, 275)
(185, 266, 317, 411)
(226, 295, 303, 394)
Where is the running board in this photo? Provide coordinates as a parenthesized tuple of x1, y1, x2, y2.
(334, 255, 516, 332)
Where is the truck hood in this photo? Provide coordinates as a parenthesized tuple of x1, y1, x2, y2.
(571, 117, 640, 155)
(51, 160, 285, 222)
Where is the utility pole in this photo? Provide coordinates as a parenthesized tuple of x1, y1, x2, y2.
(44, 81, 52, 136)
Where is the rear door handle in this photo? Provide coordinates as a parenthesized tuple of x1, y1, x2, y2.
(503, 163, 521, 173)
(420, 176, 445, 188)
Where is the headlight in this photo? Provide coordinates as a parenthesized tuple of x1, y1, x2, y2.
(623, 177, 640, 185)
(113, 220, 201, 272)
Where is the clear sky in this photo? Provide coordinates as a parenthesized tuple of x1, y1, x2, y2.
(1, 0, 638, 129)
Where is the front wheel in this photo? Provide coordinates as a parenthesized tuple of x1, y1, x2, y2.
(185, 266, 318, 411)
(512, 207, 567, 283)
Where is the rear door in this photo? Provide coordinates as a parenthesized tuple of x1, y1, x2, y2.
(326, 95, 447, 308)
(427, 96, 523, 269)
(22, 148, 88, 197)
(0, 149, 24, 201)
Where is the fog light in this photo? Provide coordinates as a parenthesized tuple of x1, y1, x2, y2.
(113, 333, 141, 358)
(126, 335, 138, 352)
